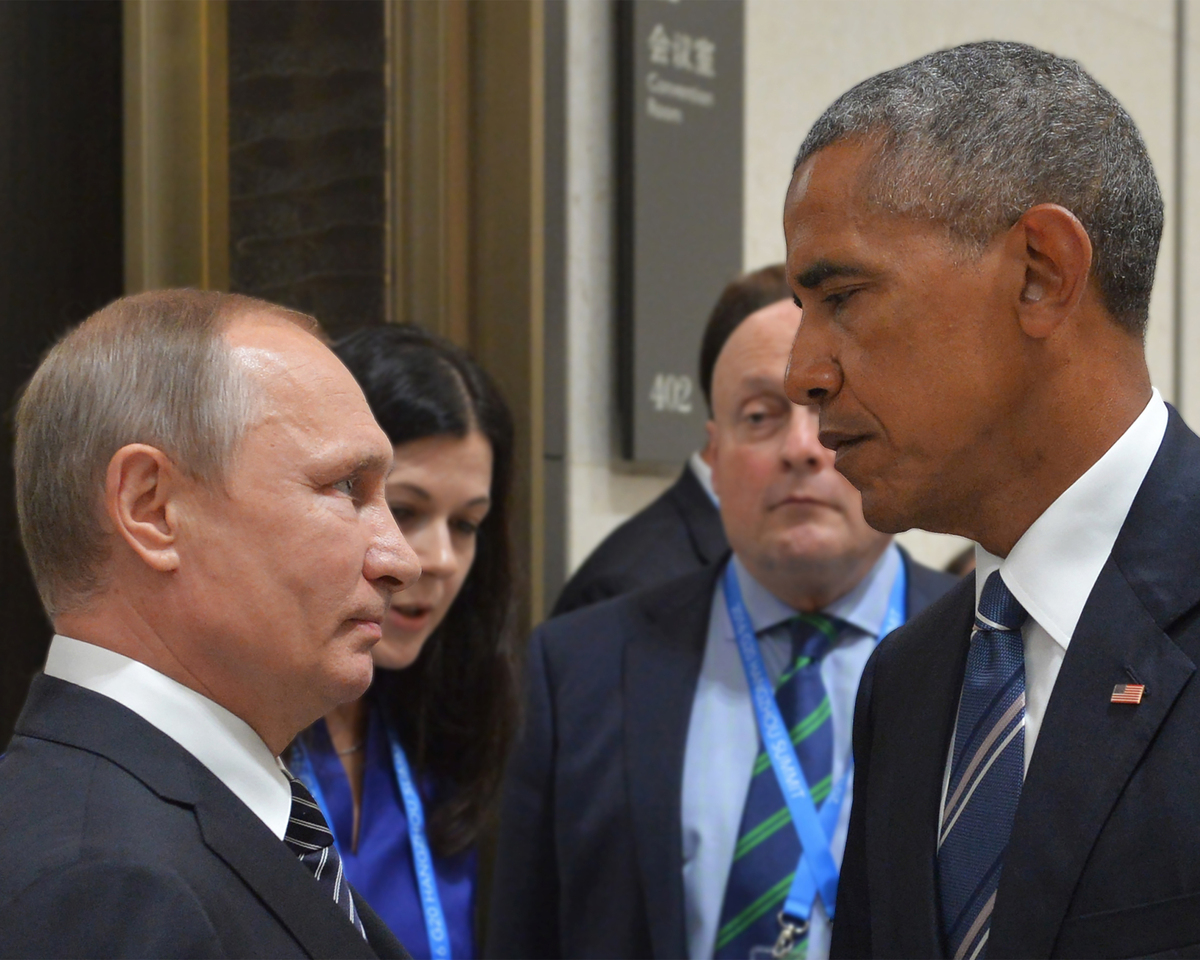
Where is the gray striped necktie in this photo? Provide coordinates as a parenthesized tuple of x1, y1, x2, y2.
(937, 570, 1028, 960)
(283, 770, 367, 938)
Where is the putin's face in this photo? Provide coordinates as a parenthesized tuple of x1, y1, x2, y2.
(708, 298, 889, 594)
(783, 138, 1026, 536)
(176, 318, 420, 743)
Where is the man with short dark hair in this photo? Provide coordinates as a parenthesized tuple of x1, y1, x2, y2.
(489, 295, 953, 959)
(783, 41, 1198, 958)
(552, 264, 792, 616)
(0, 290, 418, 957)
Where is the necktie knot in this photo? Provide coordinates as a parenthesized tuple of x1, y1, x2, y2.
(976, 571, 1027, 633)
(788, 613, 839, 662)
(284, 773, 336, 856)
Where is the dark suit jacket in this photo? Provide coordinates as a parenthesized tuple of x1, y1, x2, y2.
(488, 550, 954, 959)
(552, 465, 727, 616)
(0, 674, 409, 959)
(832, 407, 1200, 960)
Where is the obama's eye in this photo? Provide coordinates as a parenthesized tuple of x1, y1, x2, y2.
(825, 291, 853, 308)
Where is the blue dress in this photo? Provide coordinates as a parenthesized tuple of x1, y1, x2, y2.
(304, 706, 477, 959)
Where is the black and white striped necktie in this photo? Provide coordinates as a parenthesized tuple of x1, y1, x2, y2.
(283, 770, 366, 939)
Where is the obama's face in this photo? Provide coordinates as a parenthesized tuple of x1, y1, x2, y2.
(783, 138, 1028, 536)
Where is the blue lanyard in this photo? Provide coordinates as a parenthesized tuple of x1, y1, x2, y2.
(724, 556, 907, 931)
(385, 724, 452, 960)
(290, 724, 453, 960)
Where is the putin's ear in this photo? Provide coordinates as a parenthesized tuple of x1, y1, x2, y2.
(104, 444, 182, 573)
(1010, 203, 1093, 339)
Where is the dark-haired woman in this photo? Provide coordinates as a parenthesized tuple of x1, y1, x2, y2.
(288, 325, 518, 960)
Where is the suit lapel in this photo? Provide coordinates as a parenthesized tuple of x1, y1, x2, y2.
(18, 676, 378, 959)
(355, 892, 410, 959)
(879, 578, 975, 959)
(990, 561, 1195, 957)
(670, 467, 727, 564)
(623, 562, 722, 959)
(991, 410, 1200, 957)
(193, 788, 378, 959)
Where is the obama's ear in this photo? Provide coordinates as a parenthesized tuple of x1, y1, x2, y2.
(1007, 203, 1093, 340)
(104, 444, 183, 573)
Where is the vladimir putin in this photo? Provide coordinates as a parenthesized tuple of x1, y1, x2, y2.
(0, 290, 418, 957)
(784, 41, 1200, 959)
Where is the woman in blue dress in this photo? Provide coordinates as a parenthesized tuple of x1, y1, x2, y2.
(288, 325, 518, 959)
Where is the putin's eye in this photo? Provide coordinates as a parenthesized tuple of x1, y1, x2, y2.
(331, 478, 357, 498)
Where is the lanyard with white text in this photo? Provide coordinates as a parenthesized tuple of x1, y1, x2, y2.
(385, 723, 452, 960)
(724, 557, 907, 944)
(292, 727, 453, 960)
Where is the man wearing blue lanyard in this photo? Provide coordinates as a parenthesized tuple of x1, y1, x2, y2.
(489, 295, 956, 960)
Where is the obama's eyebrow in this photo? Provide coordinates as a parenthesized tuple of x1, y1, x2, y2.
(794, 259, 869, 291)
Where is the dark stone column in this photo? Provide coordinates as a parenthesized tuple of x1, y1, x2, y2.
(0, 1, 124, 748)
(228, 0, 387, 338)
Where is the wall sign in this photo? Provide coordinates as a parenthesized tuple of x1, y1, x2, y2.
(617, 0, 744, 462)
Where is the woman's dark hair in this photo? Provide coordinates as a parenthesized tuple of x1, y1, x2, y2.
(332, 324, 518, 857)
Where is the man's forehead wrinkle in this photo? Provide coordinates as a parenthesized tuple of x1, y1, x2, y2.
(228, 339, 361, 411)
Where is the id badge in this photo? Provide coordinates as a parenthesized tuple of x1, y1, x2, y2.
(747, 913, 808, 960)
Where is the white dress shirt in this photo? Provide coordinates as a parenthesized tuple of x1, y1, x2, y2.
(681, 544, 903, 960)
(42, 633, 293, 839)
(965, 388, 1168, 775)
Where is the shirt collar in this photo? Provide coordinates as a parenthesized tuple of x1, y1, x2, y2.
(729, 541, 901, 641)
(43, 634, 293, 839)
(975, 388, 1168, 650)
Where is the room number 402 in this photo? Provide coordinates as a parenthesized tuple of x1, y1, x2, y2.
(649, 373, 693, 414)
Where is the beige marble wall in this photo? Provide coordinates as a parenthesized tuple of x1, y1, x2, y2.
(1183, 1, 1200, 417)
(565, 0, 685, 571)
(563, 0, 1187, 578)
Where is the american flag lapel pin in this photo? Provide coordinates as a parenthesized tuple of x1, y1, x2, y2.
(1111, 683, 1146, 705)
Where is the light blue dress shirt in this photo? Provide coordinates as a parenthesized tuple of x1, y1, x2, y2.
(681, 544, 903, 960)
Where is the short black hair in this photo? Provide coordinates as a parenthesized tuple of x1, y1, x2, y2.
(699, 264, 793, 414)
(329, 324, 518, 857)
(794, 41, 1163, 335)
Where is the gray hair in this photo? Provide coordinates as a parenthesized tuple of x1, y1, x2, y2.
(14, 288, 320, 617)
(793, 40, 1164, 335)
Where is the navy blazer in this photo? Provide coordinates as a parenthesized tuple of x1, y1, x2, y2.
(832, 407, 1200, 959)
(0, 674, 409, 959)
(552, 466, 727, 616)
(488, 550, 955, 959)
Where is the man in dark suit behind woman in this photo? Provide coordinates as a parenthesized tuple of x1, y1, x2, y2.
(0, 290, 416, 957)
(785, 41, 1200, 959)
(489, 293, 954, 959)
(552, 264, 795, 616)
